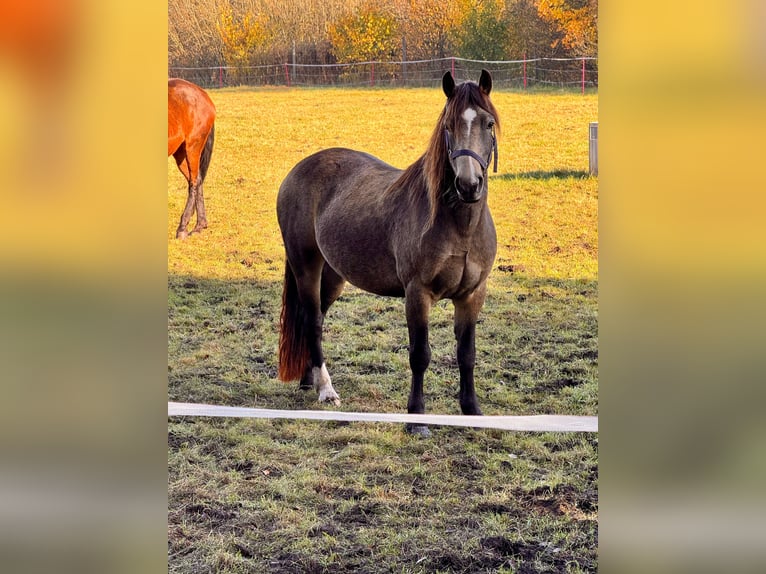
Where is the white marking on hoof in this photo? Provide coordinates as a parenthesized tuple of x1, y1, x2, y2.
(313, 363, 340, 406)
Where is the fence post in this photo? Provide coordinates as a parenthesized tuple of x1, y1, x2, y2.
(581, 58, 585, 94)
(284, 63, 290, 87)
(218, 66, 223, 89)
(451, 57, 455, 78)
(589, 122, 598, 176)
(401, 37, 407, 86)
(523, 54, 527, 90)
(370, 62, 375, 87)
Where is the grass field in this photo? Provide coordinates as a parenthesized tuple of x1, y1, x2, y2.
(168, 86, 598, 573)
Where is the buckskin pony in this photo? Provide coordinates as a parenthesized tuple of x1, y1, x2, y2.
(277, 70, 500, 435)
(168, 78, 216, 239)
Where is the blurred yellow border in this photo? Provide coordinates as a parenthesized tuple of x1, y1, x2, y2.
(0, 2, 167, 282)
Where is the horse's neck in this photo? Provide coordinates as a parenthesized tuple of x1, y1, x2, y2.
(424, 197, 489, 255)
(445, 201, 488, 238)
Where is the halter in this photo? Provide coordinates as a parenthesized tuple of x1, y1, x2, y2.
(444, 127, 498, 173)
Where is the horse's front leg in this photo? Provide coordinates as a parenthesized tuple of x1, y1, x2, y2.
(453, 282, 487, 416)
(405, 285, 433, 436)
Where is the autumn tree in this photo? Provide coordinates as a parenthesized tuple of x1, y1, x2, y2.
(390, 0, 466, 60)
(168, 0, 599, 80)
(456, 0, 509, 60)
(536, 0, 597, 57)
(504, 0, 559, 58)
(328, 3, 399, 63)
(256, 0, 351, 64)
(217, 1, 269, 80)
(168, 0, 223, 67)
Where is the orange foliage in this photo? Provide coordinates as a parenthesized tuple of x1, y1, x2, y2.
(536, 0, 597, 56)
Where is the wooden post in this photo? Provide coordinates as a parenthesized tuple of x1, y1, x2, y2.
(523, 54, 527, 90)
(581, 58, 586, 94)
(589, 122, 598, 176)
(401, 37, 407, 86)
(284, 63, 290, 87)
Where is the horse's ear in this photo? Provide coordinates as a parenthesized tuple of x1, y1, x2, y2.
(479, 69, 492, 96)
(442, 71, 456, 99)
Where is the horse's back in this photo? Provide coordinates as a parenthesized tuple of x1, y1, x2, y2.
(278, 147, 399, 214)
(168, 78, 216, 112)
(168, 79, 216, 155)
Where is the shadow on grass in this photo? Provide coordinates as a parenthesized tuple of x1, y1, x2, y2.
(493, 169, 592, 181)
(168, 272, 598, 412)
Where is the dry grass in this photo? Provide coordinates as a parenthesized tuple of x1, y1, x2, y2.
(168, 87, 597, 281)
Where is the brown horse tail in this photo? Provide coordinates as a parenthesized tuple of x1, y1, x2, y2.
(198, 123, 215, 184)
(278, 261, 310, 381)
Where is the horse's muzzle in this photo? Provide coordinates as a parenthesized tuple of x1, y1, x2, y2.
(455, 175, 483, 203)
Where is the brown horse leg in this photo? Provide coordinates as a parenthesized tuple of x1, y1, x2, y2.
(404, 285, 433, 437)
(176, 181, 198, 239)
(192, 124, 214, 233)
(294, 261, 341, 404)
(191, 179, 208, 233)
(173, 148, 196, 239)
(453, 283, 487, 416)
(297, 264, 344, 392)
(320, 263, 345, 314)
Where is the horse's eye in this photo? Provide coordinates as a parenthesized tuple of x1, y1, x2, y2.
(487, 120, 495, 130)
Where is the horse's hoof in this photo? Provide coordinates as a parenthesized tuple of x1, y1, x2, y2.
(176, 230, 188, 240)
(405, 423, 431, 438)
(318, 388, 341, 406)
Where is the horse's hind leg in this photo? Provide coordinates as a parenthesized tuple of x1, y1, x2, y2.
(297, 263, 344, 394)
(191, 126, 214, 233)
(320, 263, 345, 314)
(192, 176, 208, 233)
(173, 147, 197, 239)
(294, 259, 341, 404)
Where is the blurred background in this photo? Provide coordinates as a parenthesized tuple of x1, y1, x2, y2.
(0, 2, 166, 573)
(601, 2, 766, 572)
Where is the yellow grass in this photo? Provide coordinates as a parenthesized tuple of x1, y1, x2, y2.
(168, 87, 597, 282)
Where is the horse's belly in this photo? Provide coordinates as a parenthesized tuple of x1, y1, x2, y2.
(324, 249, 404, 297)
(348, 274, 406, 298)
(317, 229, 404, 297)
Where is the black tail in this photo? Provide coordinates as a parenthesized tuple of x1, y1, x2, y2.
(198, 123, 215, 184)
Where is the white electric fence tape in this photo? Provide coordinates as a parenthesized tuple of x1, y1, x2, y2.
(168, 402, 597, 432)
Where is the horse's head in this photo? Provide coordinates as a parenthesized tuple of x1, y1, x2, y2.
(441, 70, 498, 204)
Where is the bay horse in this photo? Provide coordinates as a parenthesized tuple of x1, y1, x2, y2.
(168, 78, 216, 239)
(277, 70, 499, 436)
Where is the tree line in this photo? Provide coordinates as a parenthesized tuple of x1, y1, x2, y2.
(169, 0, 597, 70)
